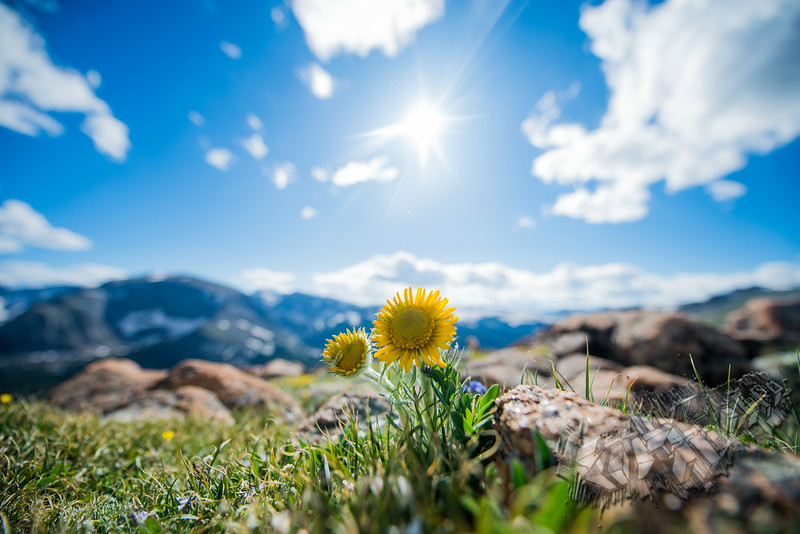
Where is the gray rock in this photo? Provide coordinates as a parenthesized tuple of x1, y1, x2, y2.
(296, 392, 395, 444)
(532, 311, 750, 384)
(725, 297, 800, 356)
(465, 347, 556, 388)
(105, 385, 234, 425)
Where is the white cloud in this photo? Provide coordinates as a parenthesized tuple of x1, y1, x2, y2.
(271, 6, 288, 28)
(188, 110, 205, 126)
(247, 113, 262, 130)
(706, 180, 747, 202)
(311, 167, 328, 182)
(291, 0, 445, 61)
(0, 4, 131, 161)
(240, 133, 268, 159)
(220, 41, 242, 59)
(524, 0, 800, 223)
(300, 206, 317, 219)
(307, 251, 800, 321)
(270, 162, 297, 189)
(331, 156, 399, 187)
(0, 260, 126, 289)
(516, 215, 536, 229)
(205, 148, 234, 170)
(0, 199, 92, 253)
(298, 63, 335, 99)
(86, 69, 101, 88)
(238, 267, 296, 293)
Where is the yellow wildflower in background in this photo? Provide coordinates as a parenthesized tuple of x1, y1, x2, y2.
(162, 430, 175, 440)
(322, 328, 370, 376)
(0, 393, 12, 403)
(373, 287, 457, 372)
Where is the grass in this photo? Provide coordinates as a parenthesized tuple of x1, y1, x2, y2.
(0, 389, 625, 533)
(2, 350, 799, 533)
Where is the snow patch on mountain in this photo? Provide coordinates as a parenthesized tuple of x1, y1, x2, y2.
(117, 309, 207, 339)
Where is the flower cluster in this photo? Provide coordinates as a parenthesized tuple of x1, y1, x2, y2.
(321, 287, 457, 376)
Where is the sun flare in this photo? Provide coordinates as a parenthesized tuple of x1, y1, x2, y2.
(401, 100, 445, 164)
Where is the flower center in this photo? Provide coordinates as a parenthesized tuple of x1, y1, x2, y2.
(389, 305, 434, 349)
(337, 339, 367, 371)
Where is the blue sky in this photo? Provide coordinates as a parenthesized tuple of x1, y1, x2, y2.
(0, 0, 798, 320)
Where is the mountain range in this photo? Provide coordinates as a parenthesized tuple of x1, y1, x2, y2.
(0, 275, 543, 392)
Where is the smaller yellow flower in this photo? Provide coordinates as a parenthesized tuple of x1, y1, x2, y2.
(322, 328, 370, 376)
(161, 430, 175, 440)
(0, 393, 12, 404)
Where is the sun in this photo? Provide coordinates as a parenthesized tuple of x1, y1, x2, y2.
(401, 100, 445, 164)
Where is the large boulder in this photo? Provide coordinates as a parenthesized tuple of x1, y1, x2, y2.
(725, 297, 800, 356)
(494, 384, 800, 532)
(158, 359, 303, 418)
(534, 310, 750, 384)
(104, 385, 234, 425)
(49, 358, 166, 413)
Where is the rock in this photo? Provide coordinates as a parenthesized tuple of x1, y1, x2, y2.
(296, 392, 395, 444)
(465, 347, 556, 388)
(725, 297, 800, 356)
(585, 365, 693, 409)
(535, 310, 750, 384)
(494, 384, 800, 532)
(158, 359, 304, 419)
(49, 358, 167, 413)
(618, 446, 800, 534)
(245, 358, 306, 379)
(104, 385, 234, 425)
(554, 353, 623, 384)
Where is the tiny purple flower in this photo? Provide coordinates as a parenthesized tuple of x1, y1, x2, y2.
(464, 380, 487, 395)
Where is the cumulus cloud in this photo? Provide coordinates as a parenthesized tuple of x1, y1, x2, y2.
(240, 133, 268, 159)
(523, 0, 800, 223)
(291, 0, 445, 61)
(188, 110, 205, 126)
(331, 156, 398, 187)
(311, 167, 328, 182)
(706, 180, 747, 202)
(270, 161, 297, 189)
(299, 206, 317, 219)
(238, 267, 296, 293)
(85, 69, 101, 88)
(0, 260, 126, 289)
(306, 252, 800, 321)
(271, 6, 289, 29)
(205, 148, 234, 170)
(516, 215, 536, 229)
(247, 113, 262, 130)
(0, 4, 131, 161)
(0, 199, 91, 253)
(220, 40, 242, 59)
(298, 63, 335, 99)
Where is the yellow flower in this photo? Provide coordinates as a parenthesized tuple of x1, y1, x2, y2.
(162, 430, 175, 440)
(373, 287, 457, 372)
(322, 328, 370, 376)
(0, 393, 12, 403)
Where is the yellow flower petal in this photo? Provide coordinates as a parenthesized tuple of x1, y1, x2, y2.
(373, 287, 457, 372)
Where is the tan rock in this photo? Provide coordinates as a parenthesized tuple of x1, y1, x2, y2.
(105, 385, 234, 425)
(48, 358, 167, 413)
(158, 359, 303, 419)
(245, 358, 306, 379)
